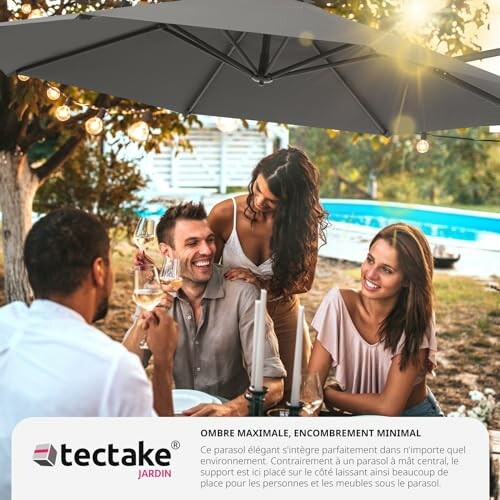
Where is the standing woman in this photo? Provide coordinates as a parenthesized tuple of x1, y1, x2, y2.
(208, 147, 328, 400)
(308, 223, 443, 416)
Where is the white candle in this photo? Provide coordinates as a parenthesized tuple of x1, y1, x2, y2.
(290, 305, 305, 405)
(250, 299, 261, 388)
(253, 289, 267, 391)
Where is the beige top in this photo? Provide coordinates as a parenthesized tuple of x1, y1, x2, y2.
(311, 288, 437, 394)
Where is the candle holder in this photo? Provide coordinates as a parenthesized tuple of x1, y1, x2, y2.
(286, 400, 304, 417)
(246, 385, 268, 416)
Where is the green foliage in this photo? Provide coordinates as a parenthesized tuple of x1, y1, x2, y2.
(291, 126, 499, 206)
(322, 0, 489, 56)
(33, 140, 146, 235)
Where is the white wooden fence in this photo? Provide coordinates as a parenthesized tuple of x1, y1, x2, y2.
(140, 123, 289, 196)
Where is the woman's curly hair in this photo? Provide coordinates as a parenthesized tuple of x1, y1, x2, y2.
(245, 147, 328, 298)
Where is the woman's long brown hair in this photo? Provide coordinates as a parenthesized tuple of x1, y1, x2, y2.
(371, 223, 434, 369)
(245, 147, 328, 298)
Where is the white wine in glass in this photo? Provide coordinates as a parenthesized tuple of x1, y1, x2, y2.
(159, 257, 183, 291)
(133, 217, 155, 251)
(300, 372, 323, 416)
(132, 265, 163, 349)
(132, 289, 164, 311)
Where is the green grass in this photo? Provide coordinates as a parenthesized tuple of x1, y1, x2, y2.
(447, 204, 500, 213)
(434, 275, 499, 311)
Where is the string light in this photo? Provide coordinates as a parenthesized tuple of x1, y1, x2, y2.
(21, 2, 32, 14)
(85, 109, 105, 135)
(55, 98, 72, 122)
(14, 75, 500, 148)
(127, 110, 152, 142)
(416, 132, 429, 154)
(46, 85, 61, 101)
(28, 8, 45, 18)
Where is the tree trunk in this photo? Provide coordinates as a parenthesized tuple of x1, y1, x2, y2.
(0, 151, 40, 303)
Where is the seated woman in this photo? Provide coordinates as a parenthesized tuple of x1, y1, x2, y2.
(308, 223, 443, 417)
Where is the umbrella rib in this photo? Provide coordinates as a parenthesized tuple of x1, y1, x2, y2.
(269, 43, 355, 79)
(272, 54, 381, 80)
(163, 24, 254, 79)
(311, 41, 388, 135)
(15, 22, 163, 75)
(258, 35, 272, 76)
(186, 32, 247, 115)
(267, 37, 290, 73)
(432, 68, 500, 106)
(222, 30, 257, 74)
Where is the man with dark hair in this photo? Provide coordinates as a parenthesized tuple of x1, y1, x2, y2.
(0, 208, 177, 500)
(125, 202, 286, 416)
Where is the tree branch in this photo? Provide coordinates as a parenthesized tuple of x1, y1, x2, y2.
(34, 131, 85, 181)
(0, 0, 9, 22)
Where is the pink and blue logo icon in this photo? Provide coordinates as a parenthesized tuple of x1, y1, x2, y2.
(33, 443, 57, 466)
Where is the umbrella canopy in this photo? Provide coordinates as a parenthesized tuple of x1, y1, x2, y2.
(0, 0, 499, 135)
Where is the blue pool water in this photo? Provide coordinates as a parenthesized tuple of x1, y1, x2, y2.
(321, 199, 500, 250)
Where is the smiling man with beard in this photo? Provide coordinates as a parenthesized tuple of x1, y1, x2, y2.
(125, 202, 286, 416)
(0, 208, 178, 500)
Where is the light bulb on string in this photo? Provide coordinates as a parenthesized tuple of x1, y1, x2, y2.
(215, 116, 239, 134)
(17, 74, 30, 82)
(416, 133, 429, 154)
(85, 109, 106, 136)
(21, 3, 32, 14)
(127, 110, 152, 142)
(55, 98, 72, 122)
(28, 8, 45, 18)
(46, 85, 61, 101)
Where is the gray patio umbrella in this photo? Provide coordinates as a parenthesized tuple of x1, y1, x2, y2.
(0, 0, 499, 135)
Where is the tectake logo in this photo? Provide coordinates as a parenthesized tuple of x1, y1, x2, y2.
(33, 443, 57, 466)
(31, 441, 175, 480)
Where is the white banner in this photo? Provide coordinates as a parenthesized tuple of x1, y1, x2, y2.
(12, 417, 489, 499)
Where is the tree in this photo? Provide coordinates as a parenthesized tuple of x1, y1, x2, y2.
(0, 0, 199, 302)
(33, 139, 147, 234)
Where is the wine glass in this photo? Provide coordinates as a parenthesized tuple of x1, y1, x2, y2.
(159, 257, 183, 294)
(133, 217, 155, 251)
(300, 372, 323, 416)
(132, 265, 163, 350)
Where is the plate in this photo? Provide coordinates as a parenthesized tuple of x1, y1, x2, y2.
(173, 389, 222, 414)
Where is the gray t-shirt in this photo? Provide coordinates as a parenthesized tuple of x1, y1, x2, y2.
(171, 265, 286, 400)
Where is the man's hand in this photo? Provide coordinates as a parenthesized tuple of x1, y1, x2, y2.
(143, 307, 178, 417)
(142, 307, 178, 365)
(182, 403, 236, 417)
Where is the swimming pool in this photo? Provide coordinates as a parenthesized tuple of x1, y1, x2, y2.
(321, 199, 500, 251)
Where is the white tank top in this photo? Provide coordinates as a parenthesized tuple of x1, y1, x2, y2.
(221, 198, 274, 278)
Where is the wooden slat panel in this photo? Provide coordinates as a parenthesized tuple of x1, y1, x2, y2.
(147, 128, 281, 190)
